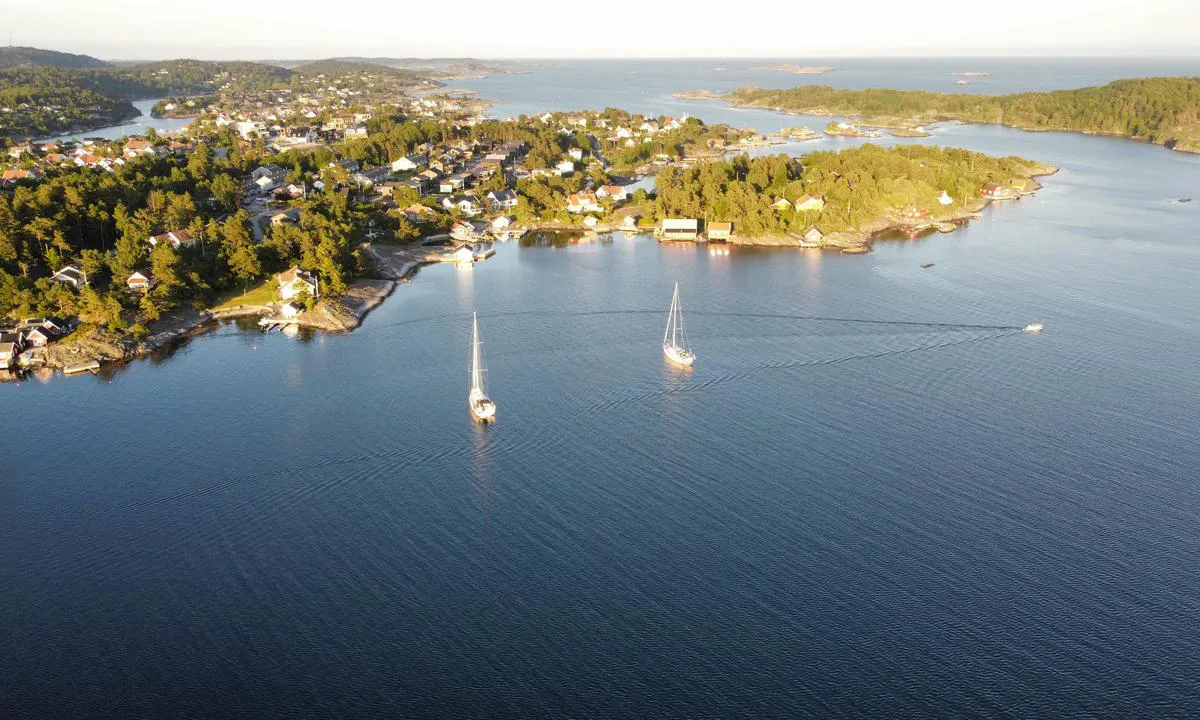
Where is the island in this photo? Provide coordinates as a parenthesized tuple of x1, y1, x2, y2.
(776, 126, 822, 141)
(750, 65, 835, 75)
(672, 89, 727, 101)
(824, 121, 882, 138)
(647, 145, 1056, 249)
(726, 77, 1200, 153)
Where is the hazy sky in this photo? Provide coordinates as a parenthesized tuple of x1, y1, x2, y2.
(4, 0, 1198, 60)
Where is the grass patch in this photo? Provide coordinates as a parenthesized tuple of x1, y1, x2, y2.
(210, 279, 277, 311)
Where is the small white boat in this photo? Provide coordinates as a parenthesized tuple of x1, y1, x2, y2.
(468, 312, 496, 422)
(663, 282, 695, 366)
(1024, 323, 1045, 334)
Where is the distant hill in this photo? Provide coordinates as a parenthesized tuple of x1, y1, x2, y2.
(291, 59, 433, 85)
(0, 46, 110, 69)
(123, 59, 294, 93)
(275, 57, 516, 77)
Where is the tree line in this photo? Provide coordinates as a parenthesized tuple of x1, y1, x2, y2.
(653, 145, 1051, 236)
(732, 77, 1200, 147)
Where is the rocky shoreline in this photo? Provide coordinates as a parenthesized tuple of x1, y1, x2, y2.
(17, 246, 437, 377)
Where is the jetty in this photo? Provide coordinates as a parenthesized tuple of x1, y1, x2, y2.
(64, 360, 101, 376)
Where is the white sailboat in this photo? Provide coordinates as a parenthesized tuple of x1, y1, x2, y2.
(468, 312, 497, 422)
(663, 282, 695, 366)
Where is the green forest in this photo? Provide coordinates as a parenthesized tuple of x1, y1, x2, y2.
(0, 141, 363, 333)
(652, 145, 1052, 236)
(732, 77, 1200, 150)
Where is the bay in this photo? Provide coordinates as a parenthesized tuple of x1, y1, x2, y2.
(4, 58, 1200, 718)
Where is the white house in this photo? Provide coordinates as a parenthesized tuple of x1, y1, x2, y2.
(127, 271, 155, 292)
(660, 218, 699, 241)
(254, 175, 280, 193)
(147, 229, 196, 249)
(568, 147, 584, 161)
(50, 264, 88, 289)
(442, 196, 480, 217)
(391, 154, 426, 172)
(487, 190, 518, 210)
(236, 120, 263, 139)
(276, 267, 318, 301)
(596, 185, 627, 201)
(252, 165, 284, 181)
(555, 159, 575, 176)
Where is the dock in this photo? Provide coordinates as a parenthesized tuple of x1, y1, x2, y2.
(64, 360, 101, 376)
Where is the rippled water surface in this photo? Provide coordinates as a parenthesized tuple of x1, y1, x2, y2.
(4, 59, 1200, 718)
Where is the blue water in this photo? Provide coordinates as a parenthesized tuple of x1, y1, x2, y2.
(39, 98, 193, 143)
(5, 59, 1200, 718)
(455, 57, 1200, 119)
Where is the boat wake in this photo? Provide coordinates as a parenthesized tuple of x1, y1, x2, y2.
(574, 327, 1022, 417)
(366, 308, 1020, 338)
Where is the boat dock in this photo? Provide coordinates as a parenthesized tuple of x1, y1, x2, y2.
(64, 360, 101, 376)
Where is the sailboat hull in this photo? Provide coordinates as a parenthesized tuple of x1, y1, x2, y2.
(469, 388, 496, 422)
(663, 342, 695, 366)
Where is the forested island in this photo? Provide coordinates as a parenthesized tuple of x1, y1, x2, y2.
(730, 77, 1200, 153)
(650, 145, 1055, 246)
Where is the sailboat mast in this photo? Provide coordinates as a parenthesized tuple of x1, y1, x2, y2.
(672, 283, 679, 347)
(471, 312, 482, 391)
(664, 286, 674, 344)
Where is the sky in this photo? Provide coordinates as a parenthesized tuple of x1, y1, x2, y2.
(3, 0, 1198, 60)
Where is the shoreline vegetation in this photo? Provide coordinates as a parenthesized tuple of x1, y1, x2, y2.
(26, 247, 438, 373)
(648, 146, 1056, 249)
(726, 78, 1200, 154)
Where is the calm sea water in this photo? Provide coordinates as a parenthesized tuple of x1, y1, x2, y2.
(5, 60, 1200, 718)
(40, 98, 192, 144)
(456, 57, 1200, 119)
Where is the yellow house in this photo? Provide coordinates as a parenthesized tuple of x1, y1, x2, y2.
(794, 194, 826, 212)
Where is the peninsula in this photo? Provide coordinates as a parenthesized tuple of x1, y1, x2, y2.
(649, 145, 1055, 248)
(727, 77, 1200, 154)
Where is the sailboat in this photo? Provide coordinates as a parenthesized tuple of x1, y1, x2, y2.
(663, 282, 695, 366)
(468, 312, 497, 422)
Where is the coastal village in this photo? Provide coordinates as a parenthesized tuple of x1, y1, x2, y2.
(0, 60, 1050, 378)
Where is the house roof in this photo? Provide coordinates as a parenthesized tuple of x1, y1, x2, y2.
(567, 192, 598, 205)
(277, 267, 317, 287)
(51, 268, 86, 286)
(150, 229, 193, 246)
(708, 222, 732, 232)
